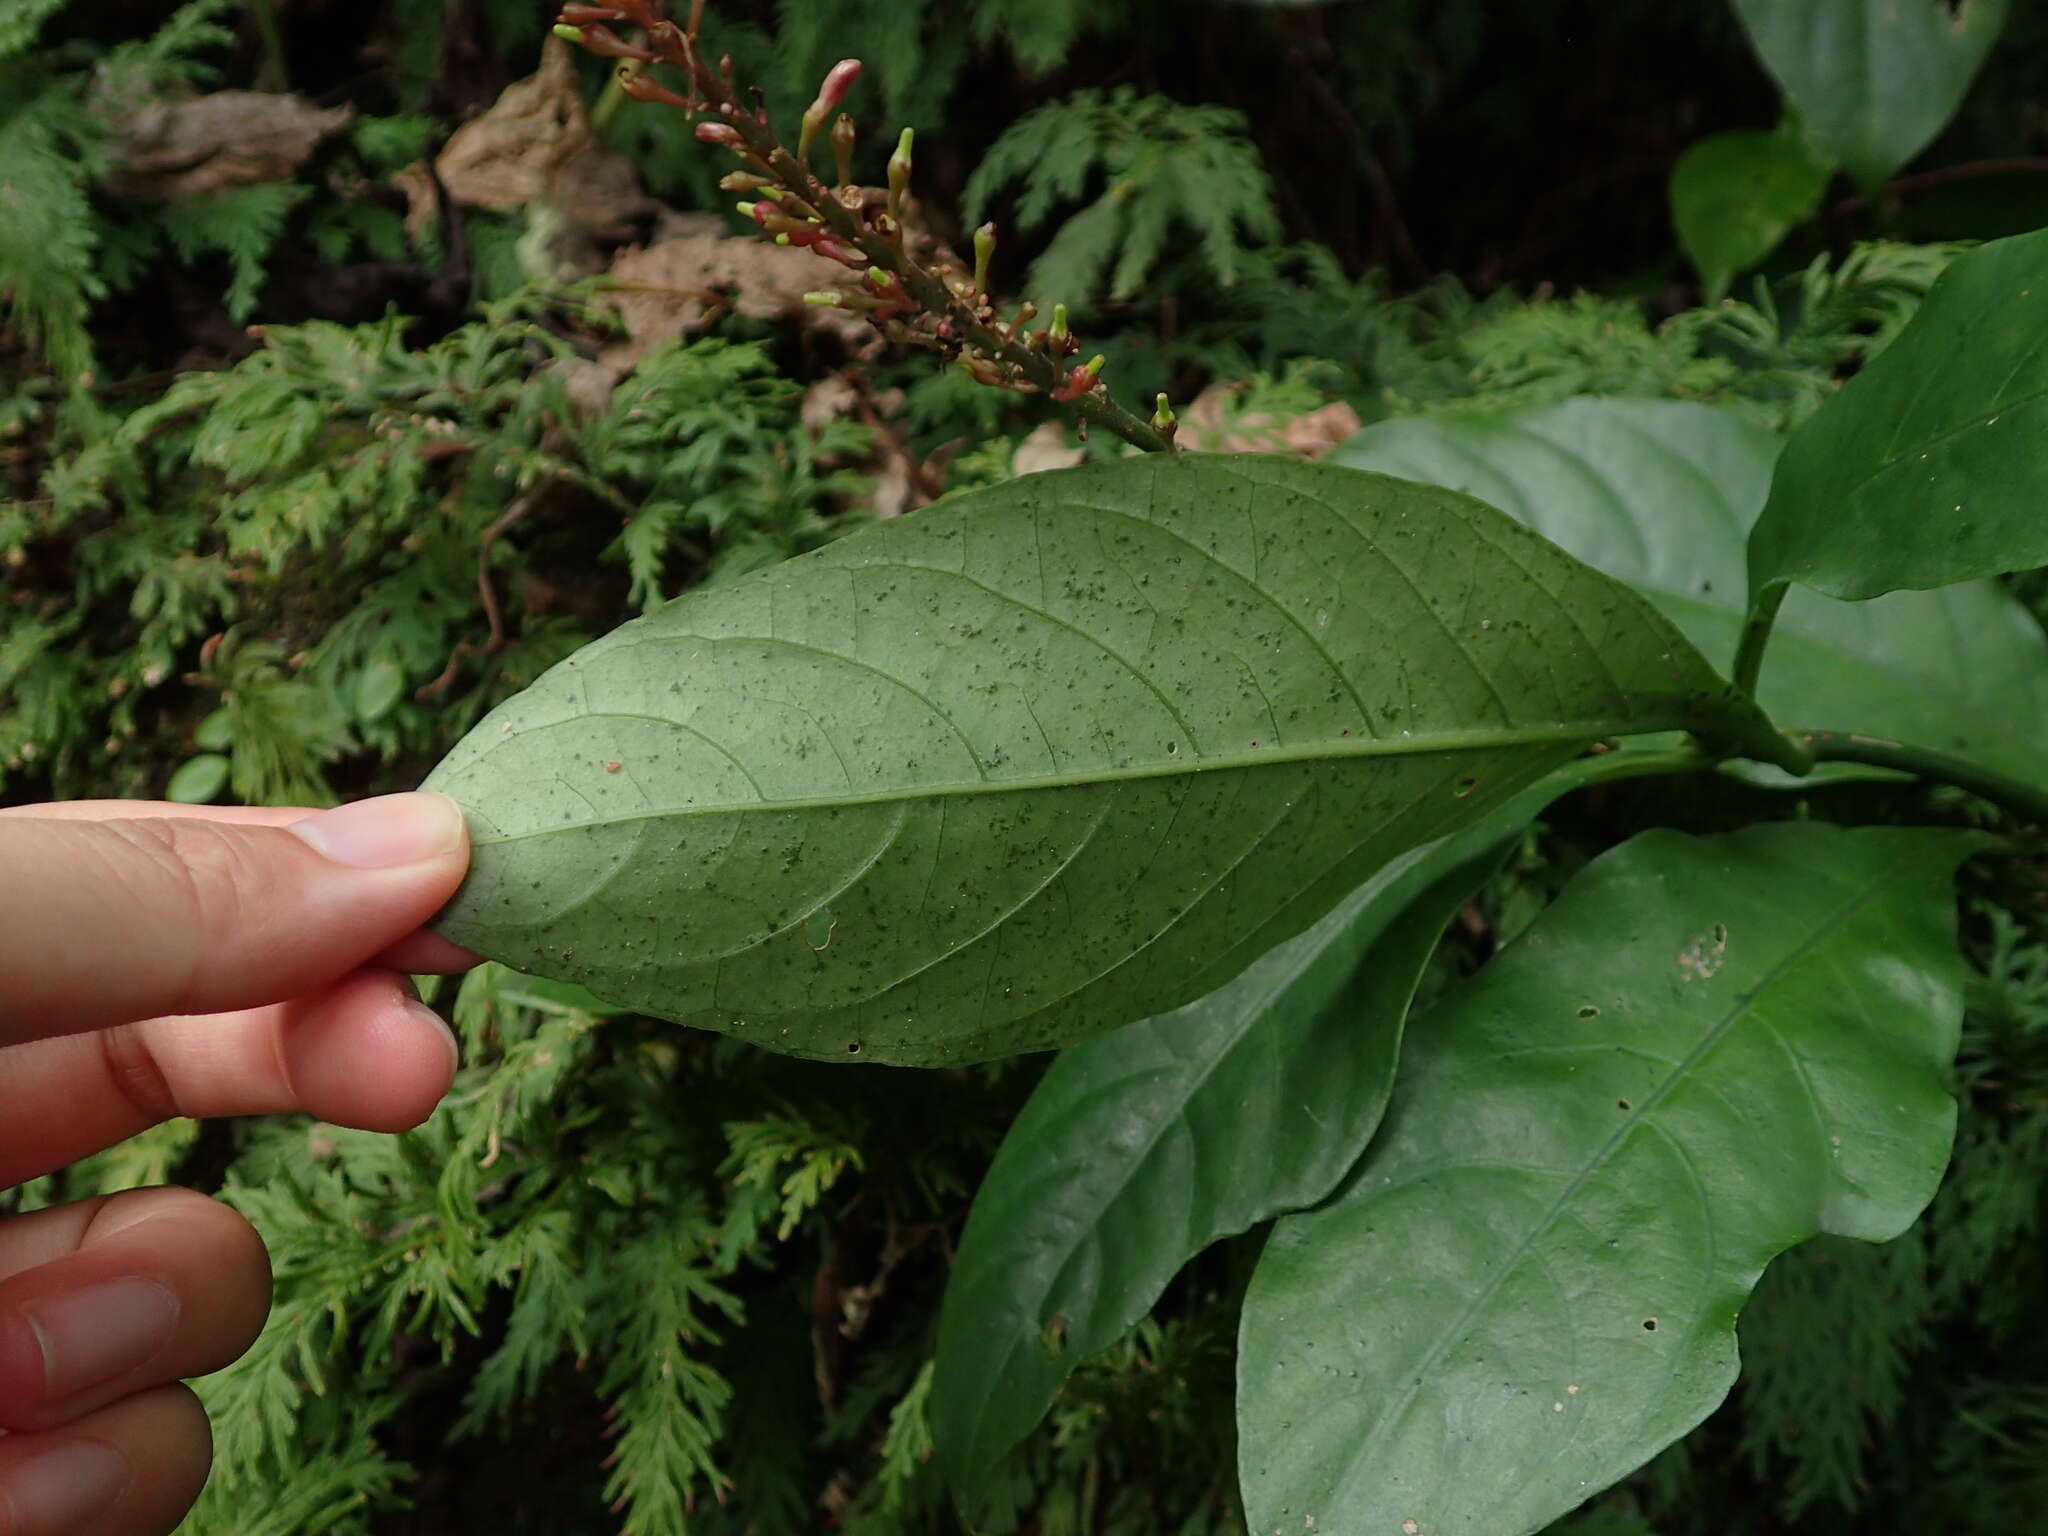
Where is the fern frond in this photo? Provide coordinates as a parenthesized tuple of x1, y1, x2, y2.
(0, 73, 105, 376)
(0, 0, 68, 62)
(158, 183, 310, 320)
(965, 88, 1279, 305)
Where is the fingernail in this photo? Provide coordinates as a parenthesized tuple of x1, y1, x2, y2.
(406, 998, 462, 1073)
(3, 1440, 129, 1533)
(23, 1278, 179, 1404)
(290, 793, 467, 869)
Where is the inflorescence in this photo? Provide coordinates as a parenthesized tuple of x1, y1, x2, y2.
(550, 0, 1177, 452)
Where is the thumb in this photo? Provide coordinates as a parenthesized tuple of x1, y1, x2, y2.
(0, 793, 470, 1045)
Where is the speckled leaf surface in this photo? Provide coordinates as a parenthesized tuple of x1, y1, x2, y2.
(423, 454, 1780, 1066)
(1333, 397, 2048, 784)
(1237, 824, 1976, 1536)
(932, 812, 1516, 1496)
(1747, 227, 2048, 604)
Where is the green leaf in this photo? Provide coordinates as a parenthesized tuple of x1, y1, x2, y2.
(423, 455, 1781, 1067)
(354, 659, 406, 725)
(932, 812, 1515, 1496)
(166, 753, 231, 804)
(193, 707, 235, 752)
(1746, 227, 2048, 605)
(1237, 823, 1976, 1536)
(1731, 0, 2008, 191)
(1331, 397, 2048, 785)
(1670, 129, 1834, 301)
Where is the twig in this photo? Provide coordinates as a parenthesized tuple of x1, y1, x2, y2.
(1832, 156, 2048, 218)
(416, 487, 542, 699)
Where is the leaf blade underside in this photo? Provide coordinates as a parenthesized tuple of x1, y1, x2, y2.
(425, 454, 1775, 1066)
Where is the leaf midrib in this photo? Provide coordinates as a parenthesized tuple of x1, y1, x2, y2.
(466, 717, 1705, 847)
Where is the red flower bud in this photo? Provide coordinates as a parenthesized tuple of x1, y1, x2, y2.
(812, 237, 867, 267)
(558, 4, 628, 22)
(695, 121, 745, 148)
(799, 59, 863, 160)
(812, 59, 863, 118)
(575, 23, 656, 60)
(617, 71, 692, 108)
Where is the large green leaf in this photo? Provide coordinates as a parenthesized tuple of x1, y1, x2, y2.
(1746, 225, 2048, 604)
(933, 812, 1514, 1496)
(1237, 823, 1976, 1536)
(423, 455, 1781, 1066)
(1332, 397, 2048, 784)
(1669, 128, 1833, 301)
(1731, 0, 2008, 191)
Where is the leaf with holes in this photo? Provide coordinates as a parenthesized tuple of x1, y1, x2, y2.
(1731, 0, 2008, 191)
(1237, 823, 1977, 1536)
(423, 454, 1786, 1066)
(1332, 396, 2048, 785)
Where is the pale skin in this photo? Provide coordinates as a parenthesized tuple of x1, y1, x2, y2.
(0, 792, 476, 1536)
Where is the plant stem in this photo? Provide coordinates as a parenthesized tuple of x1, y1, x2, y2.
(1731, 582, 1785, 699)
(1796, 732, 2048, 825)
(603, 9, 1174, 453)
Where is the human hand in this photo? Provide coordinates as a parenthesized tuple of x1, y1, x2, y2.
(0, 793, 475, 1535)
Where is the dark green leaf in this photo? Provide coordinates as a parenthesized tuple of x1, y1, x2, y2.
(1670, 129, 1834, 301)
(1333, 397, 2048, 784)
(932, 811, 1516, 1495)
(1237, 823, 1976, 1536)
(1747, 227, 2048, 603)
(1731, 0, 2008, 191)
(424, 455, 1781, 1066)
(165, 752, 230, 805)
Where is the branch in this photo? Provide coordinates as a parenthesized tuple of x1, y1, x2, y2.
(1795, 732, 2048, 826)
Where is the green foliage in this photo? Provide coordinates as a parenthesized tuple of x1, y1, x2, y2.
(934, 818, 1517, 1493)
(1669, 125, 1834, 299)
(1332, 396, 2048, 786)
(5, 2, 2048, 1533)
(1239, 824, 1975, 1536)
(2, 307, 869, 804)
(964, 87, 1281, 305)
(0, 0, 241, 375)
(1746, 226, 2048, 607)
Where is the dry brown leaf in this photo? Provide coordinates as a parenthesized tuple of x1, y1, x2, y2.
(598, 214, 871, 371)
(1182, 382, 1361, 457)
(434, 38, 591, 212)
(109, 92, 353, 199)
(1011, 420, 1088, 478)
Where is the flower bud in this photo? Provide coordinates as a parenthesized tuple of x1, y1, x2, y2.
(1152, 393, 1179, 439)
(887, 128, 913, 218)
(551, 23, 586, 42)
(573, 23, 656, 59)
(695, 121, 745, 149)
(559, 4, 628, 21)
(617, 71, 692, 108)
(1051, 354, 1105, 403)
(800, 59, 863, 161)
(830, 113, 857, 188)
(973, 222, 997, 297)
(1049, 303, 1069, 342)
